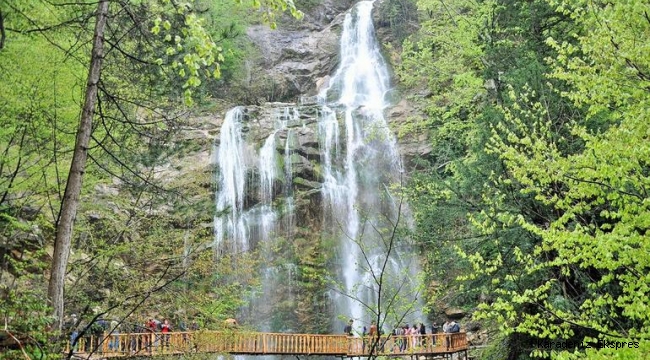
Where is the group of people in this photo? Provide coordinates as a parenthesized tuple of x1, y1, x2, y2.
(344, 318, 462, 353)
(345, 318, 461, 337)
(66, 315, 199, 353)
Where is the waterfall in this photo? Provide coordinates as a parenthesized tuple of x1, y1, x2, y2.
(213, 0, 421, 335)
(318, 0, 420, 331)
(284, 129, 295, 238)
(260, 134, 277, 205)
(255, 132, 276, 246)
(214, 107, 248, 254)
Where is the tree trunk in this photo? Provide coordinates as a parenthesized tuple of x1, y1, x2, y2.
(48, 0, 109, 331)
(0, 9, 6, 50)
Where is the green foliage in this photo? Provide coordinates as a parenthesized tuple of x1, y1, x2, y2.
(375, 0, 418, 44)
(0, 33, 84, 223)
(236, 0, 303, 29)
(0, 250, 54, 359)
(469, 1, 650, 358)
(398, 0, 495, 314)
(148, 1, 224, 104)
(401, 0, 649, 358)
(397, 0, 487, 166)
(294, 232, 332, 333)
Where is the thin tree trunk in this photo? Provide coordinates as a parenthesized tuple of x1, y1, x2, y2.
(48, 0, 109, 331)
(0, 9, 6, 50)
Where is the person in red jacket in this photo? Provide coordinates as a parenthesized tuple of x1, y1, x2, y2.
(160, 319, 171, 349)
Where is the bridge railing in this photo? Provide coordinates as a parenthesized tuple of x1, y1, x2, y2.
(347, 333, 468, 355)
(195, 332, 350, 355)
(65, 331, 467, 357)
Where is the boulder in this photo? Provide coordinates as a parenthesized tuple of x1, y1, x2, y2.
(466, 329, 489, 346)
(444, 308, 466, 319)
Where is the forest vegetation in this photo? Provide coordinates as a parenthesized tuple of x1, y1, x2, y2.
(399, 0, 650, 359)
(0, 0, 648, 359)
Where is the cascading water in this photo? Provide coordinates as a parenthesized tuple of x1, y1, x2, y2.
(318, 0, 420, 331)
(283, 127, 295, 238)
(214, 107, 248, 254)
(213, 0, 422, 337)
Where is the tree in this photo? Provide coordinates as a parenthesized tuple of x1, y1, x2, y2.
(398, 0, 647, 358)
(48, 0, 109, 332)
(0, 9, 5, 49)
(469, 1, 650, 358)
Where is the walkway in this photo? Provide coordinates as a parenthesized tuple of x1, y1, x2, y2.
(67, 331, 468, 358)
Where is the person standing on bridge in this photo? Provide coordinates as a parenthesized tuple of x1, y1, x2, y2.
(343, 319, 354, 354)
(368, 320, 378, 354)
(344, 319, 353, 336)
(418, 323, 426, 348)
(369, 321, 377, 337)
(146, 318, 158, 352)
(442, 320, 451, 350)
(109, 320, 120, 352)
(161, 319, 171, 349)
(410, 324, 418, 349)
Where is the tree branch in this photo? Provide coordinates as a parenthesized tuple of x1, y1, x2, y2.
(4, 10, 93, 35)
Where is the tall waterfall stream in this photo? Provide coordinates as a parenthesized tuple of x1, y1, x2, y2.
(214, 0, 422, 338)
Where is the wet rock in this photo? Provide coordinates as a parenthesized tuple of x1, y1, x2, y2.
(444, 308, 466, 319)
(296, 127, 320, 149)
(295, 146, 321, 161)
(294, 177, 321, 191)
(299, 95, 321, 105)
(291, 154, 316, 179)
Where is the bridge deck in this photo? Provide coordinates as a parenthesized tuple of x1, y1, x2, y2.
(67, 331, 468, 358)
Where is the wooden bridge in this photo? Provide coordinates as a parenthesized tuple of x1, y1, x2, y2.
(67, 331, 469, 358)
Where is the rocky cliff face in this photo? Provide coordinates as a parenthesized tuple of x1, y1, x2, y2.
(232, 1, 350, 104)
(214, 103, 325, 230)
(244, 21, 339, 99)
(239, 0, 429, 162)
